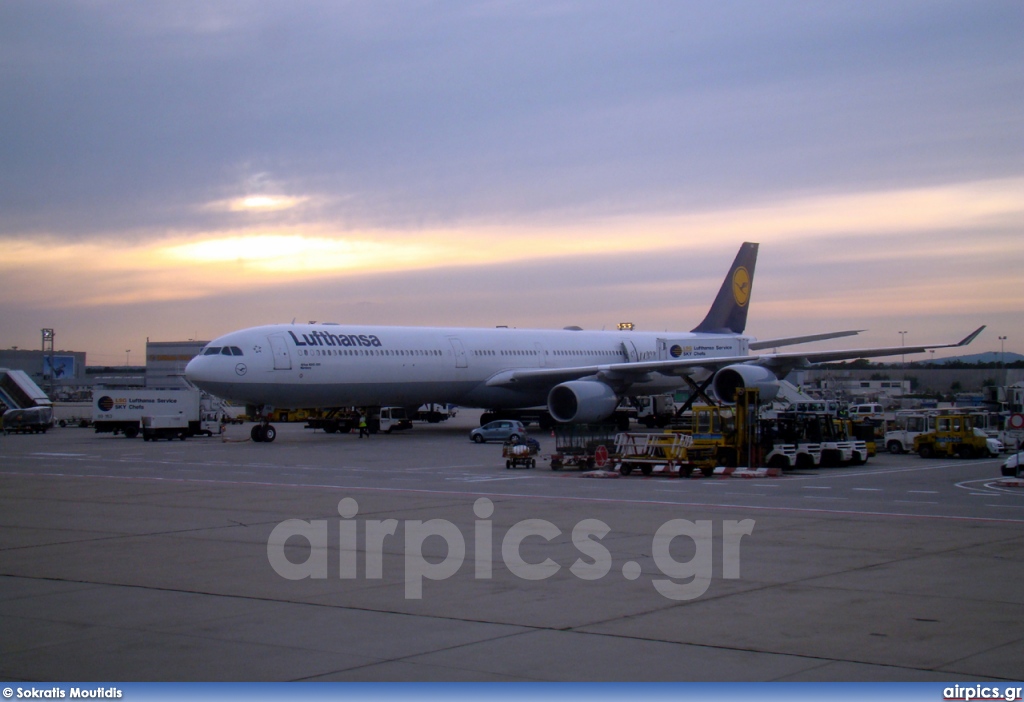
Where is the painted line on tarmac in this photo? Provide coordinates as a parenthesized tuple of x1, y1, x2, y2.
(783, 458, 1003, 482)
(957, 477, 1024, 497)
(4, 469, 1024, 525)
(445, 475, 535, 483)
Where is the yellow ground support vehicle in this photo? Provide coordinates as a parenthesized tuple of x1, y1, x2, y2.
(848, 419, 880, 458)
(679, 405, 731, 467)
(667, 388, 763, 471)
(913, 414, 997, 459)
(274, 408, 319, 423)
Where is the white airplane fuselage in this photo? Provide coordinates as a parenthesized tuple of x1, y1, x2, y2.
(184, 323, 750, 410)
(184, 243, 984, 438)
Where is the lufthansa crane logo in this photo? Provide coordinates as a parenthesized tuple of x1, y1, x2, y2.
(732, 267, 751, 307)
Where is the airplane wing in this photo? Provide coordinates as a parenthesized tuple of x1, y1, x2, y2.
(485, 326, 986, 389)
(753, 325, 986, 368)
(748, 329, 863, 350)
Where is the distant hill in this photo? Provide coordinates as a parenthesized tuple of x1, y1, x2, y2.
(924, 351, 1024, 365)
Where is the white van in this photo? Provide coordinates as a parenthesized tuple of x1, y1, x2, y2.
(848, 403, 884, 418)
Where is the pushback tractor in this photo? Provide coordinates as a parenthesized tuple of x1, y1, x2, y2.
(913, 414, 1001, 459)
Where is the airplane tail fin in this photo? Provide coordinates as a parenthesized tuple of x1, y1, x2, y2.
(691, 242, 758, 335)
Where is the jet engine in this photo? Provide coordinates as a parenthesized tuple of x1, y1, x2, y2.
(547, 380, 620, 424)
(712, 364, 781, 403)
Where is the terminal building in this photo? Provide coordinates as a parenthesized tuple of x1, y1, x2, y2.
(0, 339, 207, 400)
(792, 367, 1024, 410)
(145, 340, 208, 389)
(0, 348, 89, 401)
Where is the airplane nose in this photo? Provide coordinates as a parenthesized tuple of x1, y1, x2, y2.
(184, 351, 240, 400)
(184, 355, 209, 385)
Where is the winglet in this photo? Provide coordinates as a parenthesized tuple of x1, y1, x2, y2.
(956, 325, 986, 346)
(691, 242, 758, 335)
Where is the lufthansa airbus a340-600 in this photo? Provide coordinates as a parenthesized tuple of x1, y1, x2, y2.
(185, 242, 985, 442)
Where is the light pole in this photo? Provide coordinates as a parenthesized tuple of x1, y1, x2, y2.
(898, 331, 908, 397)
(41, 328, 55, 398)
(999, 336, 1008, 403)
(126, 349, 131, 367)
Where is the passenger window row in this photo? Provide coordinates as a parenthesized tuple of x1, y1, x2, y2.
(471, 349, 621, 358)
(297, 349, 443, 357)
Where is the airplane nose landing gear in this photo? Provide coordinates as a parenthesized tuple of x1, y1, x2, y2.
(250, 424, 277, 442)
(249, 406, 277, 442)
(250, 423, 277, 442)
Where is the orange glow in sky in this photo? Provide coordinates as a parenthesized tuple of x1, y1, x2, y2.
(3, 177, 1021, 303)
(1, 177, 1021, 362)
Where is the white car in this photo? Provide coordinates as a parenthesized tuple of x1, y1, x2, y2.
(1001, 451, 1022, 477)
(981, 430, 1004, 457)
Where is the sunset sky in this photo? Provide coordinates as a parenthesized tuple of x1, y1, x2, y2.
(1, 2, 1021, 365)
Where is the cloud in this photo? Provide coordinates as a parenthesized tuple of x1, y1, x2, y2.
(1, 1, 1021, 237)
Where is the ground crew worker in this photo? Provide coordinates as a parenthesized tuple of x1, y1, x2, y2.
(358, 413, 369, 438)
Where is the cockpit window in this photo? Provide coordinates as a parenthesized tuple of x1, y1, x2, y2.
(221, 347, 233, 356)
(229, 346, 244, 356)
(203, 347, 223, 356)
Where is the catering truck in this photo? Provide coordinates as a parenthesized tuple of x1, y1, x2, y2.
(92, 389, 224, 438)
